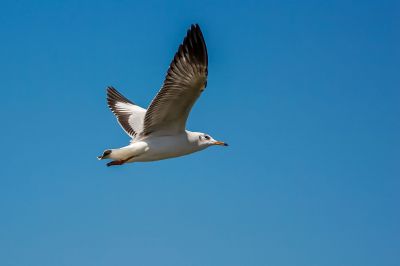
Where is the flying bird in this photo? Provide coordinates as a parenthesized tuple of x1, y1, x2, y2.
(98, 24, 228, 166)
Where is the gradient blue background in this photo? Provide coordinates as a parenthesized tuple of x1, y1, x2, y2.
(1, 0, 399, 265)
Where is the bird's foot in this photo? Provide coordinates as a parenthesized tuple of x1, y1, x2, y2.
(106, 155, 135, 167)
(106, 160, 125, 167)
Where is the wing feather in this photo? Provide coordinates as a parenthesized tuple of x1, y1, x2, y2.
(142, 24, 208, 136)
(107, 86, 146, 138)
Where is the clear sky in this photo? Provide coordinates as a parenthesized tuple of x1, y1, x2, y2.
(0, 0, 399, 265)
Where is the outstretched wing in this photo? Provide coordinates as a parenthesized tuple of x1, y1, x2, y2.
(142, 24, 208, 136)
(107, 86, 146, 138)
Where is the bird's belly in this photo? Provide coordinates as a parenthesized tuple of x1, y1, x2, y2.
(133, 135, 199, 162)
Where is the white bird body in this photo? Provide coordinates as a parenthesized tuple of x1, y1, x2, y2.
(98, 24, 227, 167)
(105, 131, 208, 163)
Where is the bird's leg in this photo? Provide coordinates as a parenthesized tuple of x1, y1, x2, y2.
(106, 155, 136, 167)
(106, 160, 124, 167)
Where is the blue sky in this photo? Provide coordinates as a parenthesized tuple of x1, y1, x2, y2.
(0, 0, 399, 265)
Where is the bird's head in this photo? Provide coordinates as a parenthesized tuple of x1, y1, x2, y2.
(196, 132, 228, 148)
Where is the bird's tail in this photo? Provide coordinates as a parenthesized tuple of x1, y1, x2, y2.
(97, 147, 137, 160)
(97, 149, 112, 160)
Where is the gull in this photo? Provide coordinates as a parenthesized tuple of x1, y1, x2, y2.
(98, 24, 228, 166)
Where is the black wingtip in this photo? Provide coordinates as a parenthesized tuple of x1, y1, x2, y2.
(180, 23, 208, 68)
(192, 23, 200, 29)
(189, 24, 203, 37)
(107, 86, 117, 94)
(106, 86, 134, 105)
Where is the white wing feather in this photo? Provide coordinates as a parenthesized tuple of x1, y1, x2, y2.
(107, 87, 146, 138)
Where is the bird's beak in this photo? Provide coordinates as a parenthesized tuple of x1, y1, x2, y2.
(213, 141, 228, 146)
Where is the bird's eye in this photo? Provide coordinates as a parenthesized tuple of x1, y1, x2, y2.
(204, 135, 210, 140)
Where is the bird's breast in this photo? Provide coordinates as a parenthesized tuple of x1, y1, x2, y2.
(134, 134, 201, 162)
